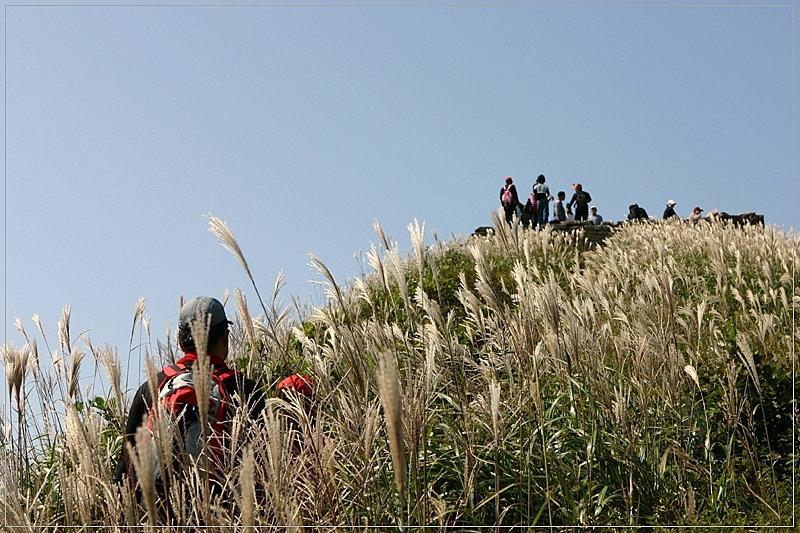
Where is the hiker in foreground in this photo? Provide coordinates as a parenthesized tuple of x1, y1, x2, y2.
(115, 296, 266, 522)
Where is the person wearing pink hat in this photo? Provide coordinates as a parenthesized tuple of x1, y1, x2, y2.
(689, 206, 703, 222)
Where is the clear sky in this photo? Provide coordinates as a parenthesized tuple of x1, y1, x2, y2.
(2, 1, 794, 376)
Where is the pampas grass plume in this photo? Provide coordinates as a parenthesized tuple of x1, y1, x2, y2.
(376, 349, 406, 520)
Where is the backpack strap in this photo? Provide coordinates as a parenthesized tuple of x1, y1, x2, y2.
(159, 362, 237, 394)
(213, 367, 237, 383)
(159, 363, 189, 388)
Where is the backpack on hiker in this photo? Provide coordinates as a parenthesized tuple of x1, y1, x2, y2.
(501, 186, 513, 206)
(576, 190, 591, 207)
(144, 362, 237, 482)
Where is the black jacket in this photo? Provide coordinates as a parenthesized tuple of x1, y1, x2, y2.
(500, 184, 519, 207)
(627, 206, 649, 221)
(568, 190, 592, 209)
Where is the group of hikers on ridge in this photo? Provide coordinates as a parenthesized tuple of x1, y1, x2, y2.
(625, 200, 703, 222)
(500, 175, 596, 227)
(500, 175, 705, 227)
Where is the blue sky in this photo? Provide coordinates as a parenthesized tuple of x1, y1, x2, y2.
(2, 1, 794, 379)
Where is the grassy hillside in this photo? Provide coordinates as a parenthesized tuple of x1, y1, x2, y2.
(1, 213, 796, 530)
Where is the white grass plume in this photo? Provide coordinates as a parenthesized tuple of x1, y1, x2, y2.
(206, 212, 253, 280)
(206, 212, 270, 319)
(96, 345, 125, 428)
(736, 331, 762, 397)
(58, 305, 72, 356)
(308, 252, 345, 308)
(130, 296, 146, 344)
(235, 286, 257, 369)
(67, 348, 85, 401)
(32, 313, 47, 346)
(408, 218, 426, 284)
(239, 445, 255, 531)
(188, 312, 212, 492)
(365, 242, 388, 293)
(374, 219, 391, 251)
(385, 244, 411, 314)
(2, 342, 29, 410)
(376, 348, 406, 521)
(129, 428, 157, 529)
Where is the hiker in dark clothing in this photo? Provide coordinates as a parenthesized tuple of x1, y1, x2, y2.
(567, 183, 592, 222)
(663, 199, 679, 219)
(115, 297, 266, 522)
(521, 192, 536, 229)
(627, 203, 649, 221)
(499, 176, 520, 225)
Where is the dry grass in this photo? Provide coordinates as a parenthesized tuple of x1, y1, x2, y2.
(1, 214, 795, 529)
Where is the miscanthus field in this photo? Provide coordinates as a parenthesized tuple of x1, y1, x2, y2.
(0, 213, 796, 531)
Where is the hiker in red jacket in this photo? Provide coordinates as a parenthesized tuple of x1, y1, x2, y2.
(115, 296, 266, 521)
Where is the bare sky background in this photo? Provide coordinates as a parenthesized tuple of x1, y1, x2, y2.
(2, 1, 794, 387)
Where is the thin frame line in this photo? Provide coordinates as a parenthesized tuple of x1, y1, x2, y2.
(1, 2, 794, 530)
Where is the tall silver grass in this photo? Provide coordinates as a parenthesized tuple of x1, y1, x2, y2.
(1, 217, 794, 528)
(376, 348, 406, 525)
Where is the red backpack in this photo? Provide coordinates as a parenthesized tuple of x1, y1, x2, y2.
(145, 362, 237, 481)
